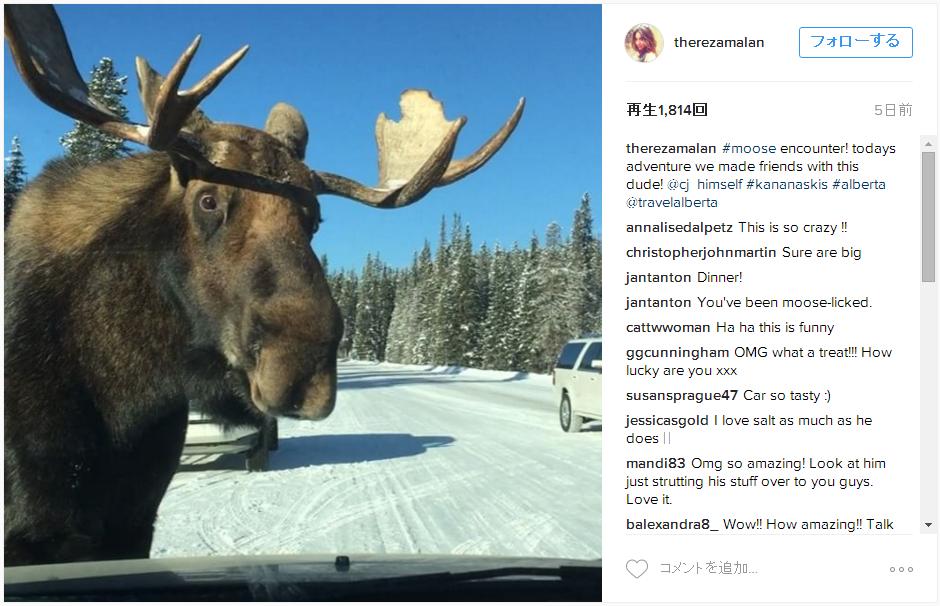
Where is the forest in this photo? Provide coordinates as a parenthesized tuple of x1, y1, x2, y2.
(327, 194, 601, 375)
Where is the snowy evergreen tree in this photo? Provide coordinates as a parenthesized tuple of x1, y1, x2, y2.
(4, 136, 27, 226)
(480, 244, 517, 370)
(569, 193, 601, 335)
(377, 264, 397, 356)
(411, 241, 436, 364)
(436, 221, 481, 366)
(351, 256, 377, 360)
(384, 264, 418, 363)
(507, 235, 543, 371)
(335, 193, 601, 373)
(534, 221, 579, 372)
(460, 226, 486, 366)
(475, 242, 492, 320)
(430, 215, 460, 364)
(60, 58, 130, 164)
(352, 255, 396, 361)
(331, 270, 359, 358)
(587, 237, 603, 334)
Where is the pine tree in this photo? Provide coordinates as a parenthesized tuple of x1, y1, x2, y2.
(352, 255, 378, 360)
(507, 235, 542, 371)
(588, 236, 602, 334)
(335, 195, 601, 373)
(377, 264, 397, 358)
(4, 136, 27, 226)
(437, 221, 481, 366)
(475, 243, 492, 318)
(411, 241, 436, 364)
(352, 255, 396, 361)
(430, 215, 458, 364)
(460, 226, 486, 366)
(534, 221, 579, 372)
(480, 244, 518, 370)
(333, 270, 359, 358)
(385, 266, 418, 363)
(60, 58, 130, 164)
(569, 193, 601, 335)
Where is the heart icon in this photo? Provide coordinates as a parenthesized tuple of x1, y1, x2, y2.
(626, 559, 648, 579)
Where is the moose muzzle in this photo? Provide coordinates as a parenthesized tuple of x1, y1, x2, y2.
(249, 339, 338, 420)
(245, 285, 343, 420)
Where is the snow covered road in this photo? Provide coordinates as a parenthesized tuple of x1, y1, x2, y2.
(151, 360, 601, 560)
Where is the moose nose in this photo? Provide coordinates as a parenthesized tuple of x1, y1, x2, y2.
(282, 369, 336, 420)
(248, 337, 338, 420)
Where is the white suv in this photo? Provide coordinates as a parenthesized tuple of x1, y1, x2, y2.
(552, 336, 602, 432)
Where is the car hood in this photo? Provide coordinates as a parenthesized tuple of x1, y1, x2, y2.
(5, 553, 601, 601)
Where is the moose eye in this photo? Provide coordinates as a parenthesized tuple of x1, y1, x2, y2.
(199, 194, 218, 212)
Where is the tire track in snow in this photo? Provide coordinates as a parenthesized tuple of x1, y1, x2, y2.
(153, 361, 600, 559)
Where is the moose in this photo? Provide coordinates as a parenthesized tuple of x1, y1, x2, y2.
(4, 5, 522, 566)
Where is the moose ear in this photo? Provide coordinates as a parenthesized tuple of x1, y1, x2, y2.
(169, 154, 195, 190)
(264, 102, 308, 160)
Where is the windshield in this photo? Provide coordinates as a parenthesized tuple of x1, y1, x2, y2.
(3, 3, 601, 580)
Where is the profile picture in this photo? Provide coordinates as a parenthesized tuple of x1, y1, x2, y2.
(625, 23, 663, 62)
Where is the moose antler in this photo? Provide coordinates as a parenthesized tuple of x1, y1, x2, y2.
(4, 5, 246, 157)
(6, 5, 524, 206)
(135, 38, 247, 151)
(313, 90, 525, 209)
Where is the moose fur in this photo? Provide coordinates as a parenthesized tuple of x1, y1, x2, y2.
(4, 5, 521, 567)
(4, 111, 342, 565)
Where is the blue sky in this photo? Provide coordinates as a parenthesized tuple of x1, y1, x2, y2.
(4, 5, 601, 271)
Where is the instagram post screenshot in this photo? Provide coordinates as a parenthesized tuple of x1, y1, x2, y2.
(603, 2, 939, 604)
(2, 3, 602, 601)
(2, 1, 939, 604)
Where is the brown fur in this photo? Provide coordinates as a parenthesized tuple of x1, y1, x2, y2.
(5, 119, 342, 565)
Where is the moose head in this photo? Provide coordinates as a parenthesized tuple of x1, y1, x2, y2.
(4, 5, 523, 423)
